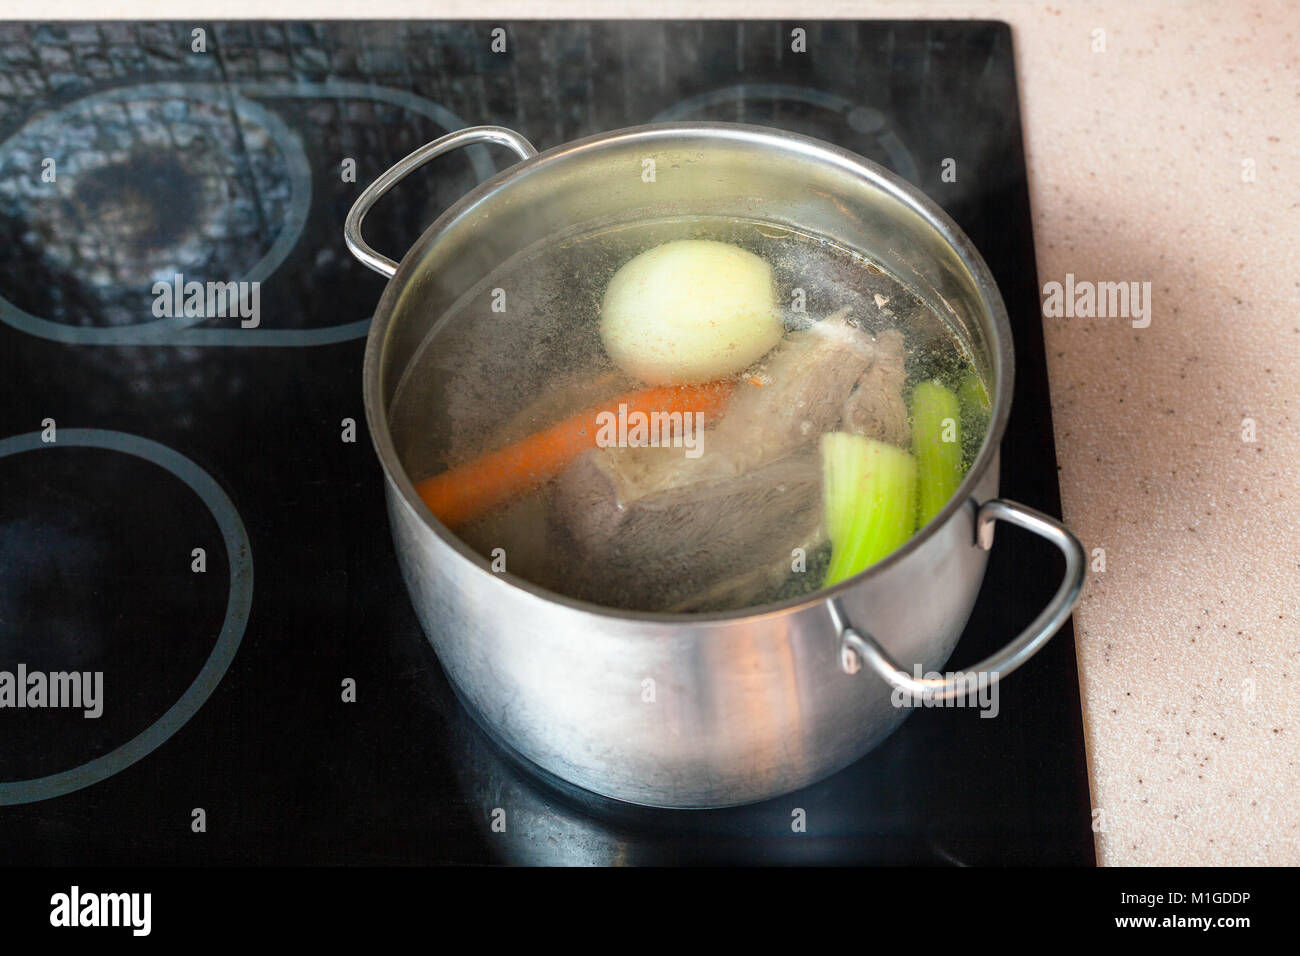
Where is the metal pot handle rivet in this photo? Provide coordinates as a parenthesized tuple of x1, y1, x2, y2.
(344, 125, 539, 279)
(831, 498, 1086, 699)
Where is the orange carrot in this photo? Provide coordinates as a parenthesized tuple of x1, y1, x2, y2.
(415, 381, 734, 529)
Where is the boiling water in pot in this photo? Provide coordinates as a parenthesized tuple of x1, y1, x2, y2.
(388, 216, 990, 613)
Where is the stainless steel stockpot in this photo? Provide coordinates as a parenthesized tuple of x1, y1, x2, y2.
(346, 123, 1085, 808)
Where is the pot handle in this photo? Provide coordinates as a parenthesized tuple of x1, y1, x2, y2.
(344, 125, 539, 278)
(829, 498, 1085, 699)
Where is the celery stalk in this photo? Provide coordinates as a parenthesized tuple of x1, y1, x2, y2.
(821, 433, 918, 587)
(911, 380, 963, 527)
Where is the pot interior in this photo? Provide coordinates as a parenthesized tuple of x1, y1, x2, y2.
(368, 123, 1011, 614)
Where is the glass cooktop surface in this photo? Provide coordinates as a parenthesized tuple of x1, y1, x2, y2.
(0, 20, 1094, 865)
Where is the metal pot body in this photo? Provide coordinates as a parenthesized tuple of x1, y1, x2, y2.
(386, 457, 996, 807)
(351, 123, 1084, 808)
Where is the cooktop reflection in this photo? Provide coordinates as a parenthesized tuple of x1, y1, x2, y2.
(0, 20, 1093, 865)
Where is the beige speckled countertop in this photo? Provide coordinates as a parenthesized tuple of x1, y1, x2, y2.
(24, 0, 1299, 865)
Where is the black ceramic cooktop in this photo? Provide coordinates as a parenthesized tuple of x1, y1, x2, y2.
(0, 20, 1094, 865)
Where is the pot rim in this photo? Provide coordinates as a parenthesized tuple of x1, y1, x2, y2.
(362, 121, 1015, 626)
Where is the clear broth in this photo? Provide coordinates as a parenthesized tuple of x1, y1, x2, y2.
(389, 216, 989, 612)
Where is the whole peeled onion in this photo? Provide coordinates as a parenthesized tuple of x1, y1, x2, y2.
(599, 239, 784, 385)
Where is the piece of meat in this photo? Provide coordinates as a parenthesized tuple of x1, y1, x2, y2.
(696, 309, 877, 478)
(550, 311, 908, 611)
(574, 309, 878, 502)
(554, 451, 823, 610)
(841, 328, 910, 446)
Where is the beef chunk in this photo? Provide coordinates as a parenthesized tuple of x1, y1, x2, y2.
(841, 328, 910, 446)
(550, 312, 909, 611)
(555, 451, 823, 610)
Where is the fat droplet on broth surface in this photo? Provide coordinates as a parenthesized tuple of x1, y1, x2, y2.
(389, 215, 987, 613)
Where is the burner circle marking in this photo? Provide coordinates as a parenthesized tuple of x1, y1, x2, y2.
(0, 81, 489, 347)
(0, 429, 252, 805)
(0, 84, 311, 345)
